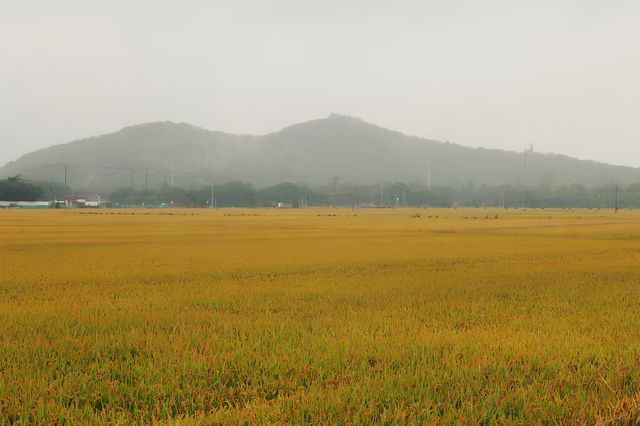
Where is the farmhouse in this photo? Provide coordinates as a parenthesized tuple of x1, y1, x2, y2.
(64, 195, 115, 208)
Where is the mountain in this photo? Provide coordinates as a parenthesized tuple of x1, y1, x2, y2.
(2, 114, 639, 191)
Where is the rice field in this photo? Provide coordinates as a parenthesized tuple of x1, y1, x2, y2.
(1, 208, 640, 424)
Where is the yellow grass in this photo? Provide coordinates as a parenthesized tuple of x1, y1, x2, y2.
(1, 208, 640, 424)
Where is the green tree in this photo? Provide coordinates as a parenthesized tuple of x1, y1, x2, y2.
(0, 176, 45, 201)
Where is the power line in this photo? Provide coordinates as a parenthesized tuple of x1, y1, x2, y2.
(0, 159, 435, 184)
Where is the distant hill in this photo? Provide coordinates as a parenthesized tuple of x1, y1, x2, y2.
(2, 114, 639, 191)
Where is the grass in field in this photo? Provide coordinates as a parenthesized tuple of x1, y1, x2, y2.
(1, 208, 640, 424)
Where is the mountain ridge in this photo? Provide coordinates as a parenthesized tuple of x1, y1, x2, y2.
(2, 114, 639, 191)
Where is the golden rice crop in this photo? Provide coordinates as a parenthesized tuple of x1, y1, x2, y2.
(1, 208, 639, 424)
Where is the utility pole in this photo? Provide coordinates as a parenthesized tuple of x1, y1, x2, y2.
(64, 165, 68, 195)
(170, 159, 174, 186)
(144, 168, 148, 208)
(352, 187, 356, 213)
(130, 171, 135, 207)
(522, 151, 527, 209)
(280, 175, 284, 204)
(615, 186, 619, 214)
(427, 154, 431, 188)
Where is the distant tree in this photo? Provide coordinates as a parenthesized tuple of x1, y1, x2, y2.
(0, 176, 45, 201)
(257, 183, 306, 207)
(213, 182, 257, 207)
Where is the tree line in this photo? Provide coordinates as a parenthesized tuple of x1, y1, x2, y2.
(110, 180, 639, 209)
(2, 176, 640, 209)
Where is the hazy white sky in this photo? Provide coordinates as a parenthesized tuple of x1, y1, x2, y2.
(1, 0, 639, 166)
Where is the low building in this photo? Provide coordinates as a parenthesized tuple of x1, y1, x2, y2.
(0, 201, 50, 209)
(65, 195, 115, 208)
(100, 199, 116, 208)
(51, 200, 66, 209)
(65, 196, 88, 208)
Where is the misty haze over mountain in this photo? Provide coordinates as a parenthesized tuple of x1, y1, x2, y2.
(2, 2, 640, 168)
(2, 114, 639, 192)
